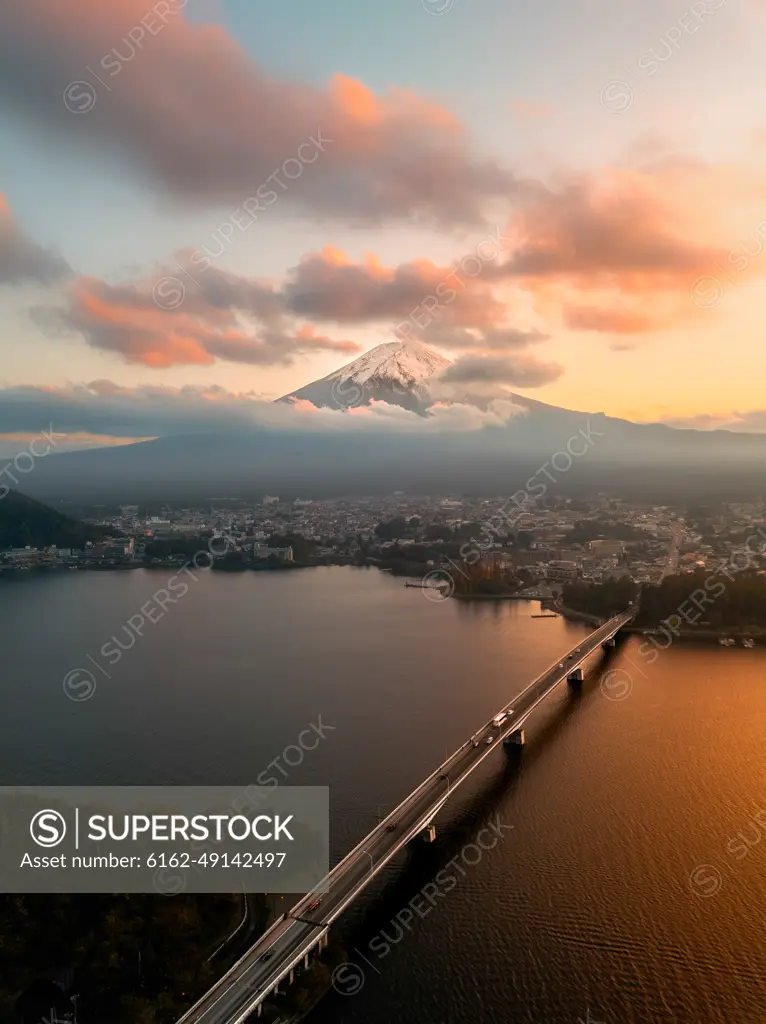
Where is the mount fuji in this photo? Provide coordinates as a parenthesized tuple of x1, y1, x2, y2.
(12, 341, 766, 504)
(279, 338, 453, 412)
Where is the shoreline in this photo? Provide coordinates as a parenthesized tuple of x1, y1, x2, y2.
(551, 601, 603, 627)
(555, 602, 764, 643)
(622, 625, 765, 642)
(0, 558, 356, 578)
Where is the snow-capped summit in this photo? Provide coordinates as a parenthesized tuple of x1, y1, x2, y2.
(279, 338, 453, 412)
(330, 338, 451, 388)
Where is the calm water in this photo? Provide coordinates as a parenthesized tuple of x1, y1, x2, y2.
(3, 566, 766, 1023)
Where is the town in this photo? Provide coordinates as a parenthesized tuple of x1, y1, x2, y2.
(3, 492, 765, 591)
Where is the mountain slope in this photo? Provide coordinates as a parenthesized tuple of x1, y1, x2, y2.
(11, 341, 766, 502)
(0, 490, 112, 550)
(14, 403, 766, 504)
(280, 339, 452, 412)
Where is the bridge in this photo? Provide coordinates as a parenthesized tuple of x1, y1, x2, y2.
(177, 608, 635, 1024)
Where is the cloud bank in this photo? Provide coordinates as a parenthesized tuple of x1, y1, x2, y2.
(0, 380, 528, 443)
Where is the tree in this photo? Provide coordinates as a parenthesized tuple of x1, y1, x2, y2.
(562, 578, 638, 617)
(374, 517, 408, 541)
(424, 524, 453, 542)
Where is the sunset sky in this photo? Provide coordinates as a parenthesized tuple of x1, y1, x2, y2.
(2, 0, 766, 449)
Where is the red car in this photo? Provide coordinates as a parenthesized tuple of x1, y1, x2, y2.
(307, 898, 322, 911)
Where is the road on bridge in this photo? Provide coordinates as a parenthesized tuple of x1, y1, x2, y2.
(178, 609, 634, 1024)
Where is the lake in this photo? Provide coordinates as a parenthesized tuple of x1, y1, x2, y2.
(3, 566, 766, 1023)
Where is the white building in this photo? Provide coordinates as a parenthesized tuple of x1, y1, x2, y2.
(253, 544, 294, 562)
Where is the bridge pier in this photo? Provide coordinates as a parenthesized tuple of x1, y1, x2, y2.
(421, 824, 437, 843)
(304, 952, 310, 970)
(602, 637, 616, 648)
(504, 729, 525, 747)
(318, 931, 328, 952)
(567, 667, 583, 689)
(256, 1005, 263, 1018)
(289, 968, 294, 985)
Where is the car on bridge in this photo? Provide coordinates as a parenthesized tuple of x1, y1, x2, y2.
(307, 898, 322, 911)
(385, 823, 397, 832)
(486, 735, 494, 744)
(258, 950, 274, 962)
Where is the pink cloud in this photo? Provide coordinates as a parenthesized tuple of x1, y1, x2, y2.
(0, 0, 517, 226)
(0, 192, 70, 285)
(36, 265, 359, 369)
(283, 245, 507, 327)
(491, 162, 766, 333)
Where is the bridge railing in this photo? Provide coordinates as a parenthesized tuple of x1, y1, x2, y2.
(494, 612, 629, 724)
(315, 728, 472, 891)
(322, 613, 633, 884)
(494, 610, 630, 719)
(318, 614, 636, 915)
(175, 913, 288, 1023)
(313, 611, 633, 898)
(175, 609, 635, 1024)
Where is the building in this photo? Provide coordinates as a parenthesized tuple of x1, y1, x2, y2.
(2, 548, 43, 564)
(587, 539, 625, 558)
(253, 544, 294, 562)
(602, 566, 633, 580)
(546, 559, 578, 581)
(485, 550, 513, 569)
(103, 539, 135, 559)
